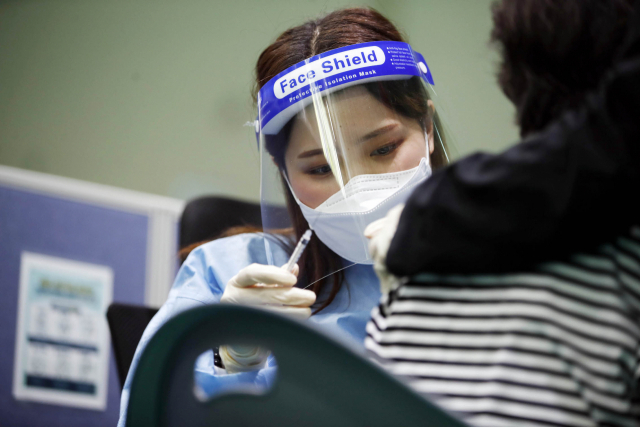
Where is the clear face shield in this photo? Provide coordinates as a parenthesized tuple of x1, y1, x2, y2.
(257, 41, 453, 269)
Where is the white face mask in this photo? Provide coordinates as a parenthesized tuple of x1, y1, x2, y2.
(291, 157, 432, 264)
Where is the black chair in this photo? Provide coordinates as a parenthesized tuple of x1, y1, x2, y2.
(179, 196, 264, 250)
(107, 303, 159, 388)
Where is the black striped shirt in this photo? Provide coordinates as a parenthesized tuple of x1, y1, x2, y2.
(366, 226, 640, 427)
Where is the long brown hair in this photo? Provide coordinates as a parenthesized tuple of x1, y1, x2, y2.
(252, 7, 449, 312)
(181, 8, 450, 312)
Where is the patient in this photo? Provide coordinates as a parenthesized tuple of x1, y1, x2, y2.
(366, 0, 640, 426)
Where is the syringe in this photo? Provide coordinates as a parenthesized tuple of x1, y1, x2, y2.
(284, 229, 313, 272)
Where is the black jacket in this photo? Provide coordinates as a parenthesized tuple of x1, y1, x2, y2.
(386, 8, 640, 276)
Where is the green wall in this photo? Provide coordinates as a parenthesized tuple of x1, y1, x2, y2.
(0, 0, 518, 201)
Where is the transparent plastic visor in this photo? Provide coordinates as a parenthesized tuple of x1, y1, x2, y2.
(255, 40, 456, 277)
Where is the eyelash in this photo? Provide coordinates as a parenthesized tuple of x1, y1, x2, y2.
(307, 164, 332, 176)
(370, 139, 403, 157)
(305, 140, 403, 176)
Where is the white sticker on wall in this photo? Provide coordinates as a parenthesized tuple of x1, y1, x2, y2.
(12, 252, 113, 410)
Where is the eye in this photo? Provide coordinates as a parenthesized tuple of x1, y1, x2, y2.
(370, 140, 402, 157)
(307, 164, 332, 176)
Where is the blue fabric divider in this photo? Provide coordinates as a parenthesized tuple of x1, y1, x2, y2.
(0, 185, 149, 426)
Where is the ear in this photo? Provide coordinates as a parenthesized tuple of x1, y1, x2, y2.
(426, 100, 435, 155)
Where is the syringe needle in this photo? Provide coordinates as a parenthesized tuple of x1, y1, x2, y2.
(284, 229, 313, 272)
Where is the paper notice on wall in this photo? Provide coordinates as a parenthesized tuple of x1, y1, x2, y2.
(12, 252, 113, 410)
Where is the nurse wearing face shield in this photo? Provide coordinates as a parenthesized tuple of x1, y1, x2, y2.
(118, 8, 454, 425)
(267, 79, 438, 264)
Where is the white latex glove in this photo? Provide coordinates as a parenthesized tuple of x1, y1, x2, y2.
(364, 204, 406, 295)
(218, 345, 271, 373)
(219, 263, 316, 373)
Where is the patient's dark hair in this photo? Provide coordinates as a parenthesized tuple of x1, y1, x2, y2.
(491, 0, 634, 136)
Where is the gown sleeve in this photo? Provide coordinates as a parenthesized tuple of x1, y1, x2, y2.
(386, 10, 640, 276)
(117, 235, 285, 427)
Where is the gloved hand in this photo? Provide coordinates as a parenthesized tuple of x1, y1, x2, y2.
(219, 263, 316, 373)
(218, 345, 271, 373)
(364, 204, 406, 294)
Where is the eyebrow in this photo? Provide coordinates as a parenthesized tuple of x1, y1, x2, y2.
(358, 124, 398, 143)
(297, 148, 324, 159)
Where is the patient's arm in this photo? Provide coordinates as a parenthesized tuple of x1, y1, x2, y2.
(387, 10, 640, 276)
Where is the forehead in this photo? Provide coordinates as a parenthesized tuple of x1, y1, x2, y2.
(287, 86, 397, 152)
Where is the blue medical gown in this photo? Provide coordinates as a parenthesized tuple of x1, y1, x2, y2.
(117, 233, 380, 426)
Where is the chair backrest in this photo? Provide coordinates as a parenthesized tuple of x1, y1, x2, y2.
(107, 303, 159, 388)
(127, 304, 467, 427)
(179, 196, 263, 249)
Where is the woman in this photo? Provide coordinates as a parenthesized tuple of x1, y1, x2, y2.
(118, 7, 451, 425)
(366, 0, 640, 426)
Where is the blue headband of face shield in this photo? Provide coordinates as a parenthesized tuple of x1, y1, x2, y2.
(254, 41, 434, 144)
